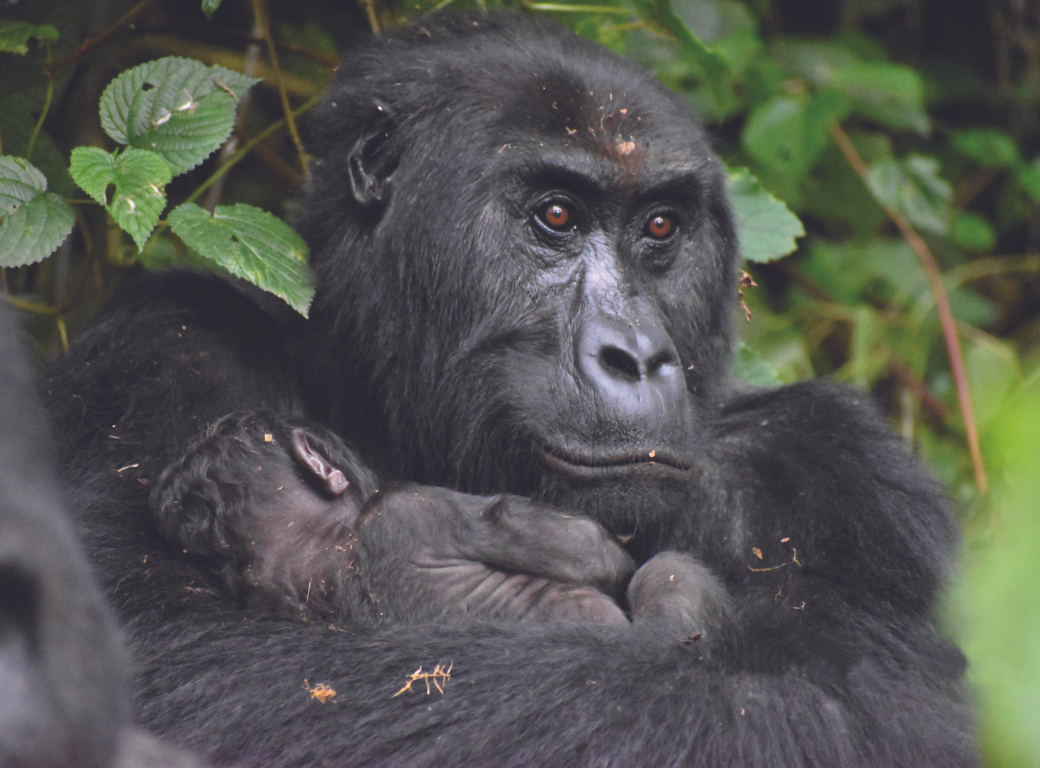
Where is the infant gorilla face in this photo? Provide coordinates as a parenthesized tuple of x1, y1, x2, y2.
(233, 427, 369, 612)
(152, 412, 730, 636)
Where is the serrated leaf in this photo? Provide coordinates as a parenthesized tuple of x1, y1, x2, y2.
(866, 154, 951, 235)
(0, 21, 59, 55)
(727, 168, 804, 263)
(70, 147, 172, 252)
(828, 62, 929, 135)
(731, 342, 782, 387)
(201, 0, 224, 18)
(0, 157, 73, 267)
(98, 57, 259, 175)
(630, 0, 730, 105)
(952, 129, 1020, 168)
(169, 203, 314, 316)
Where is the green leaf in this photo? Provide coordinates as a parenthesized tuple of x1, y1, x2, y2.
(726, 167, 804, 263)
(952, 129, 1020, 168)
(69, 147, 172, 252)
(630, 0, 730, 105)
(0, 21, 59, 55)
(98, 57, 259, 175)
(742, 91, 847, 185)
(950, 211, 996, 251)
(0, 157, 74, 267)
(731, 341, 782, 387)
(828, 62, 929, 135)
(1014, 162, 1040, 206)
(201, 0, 224, 18)
(168, 203, 314, 316)
(866, 154, 951, 234)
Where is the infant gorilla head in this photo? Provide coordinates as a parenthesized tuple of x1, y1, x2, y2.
(150, 413, 635, 624)
(152, 412, 728, 634)
(151, 412, 376, 618)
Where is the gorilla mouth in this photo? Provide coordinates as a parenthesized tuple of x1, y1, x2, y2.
(538, 444, 691, 478)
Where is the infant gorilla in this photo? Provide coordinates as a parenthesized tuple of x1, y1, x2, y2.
(152, 412, 728, 634)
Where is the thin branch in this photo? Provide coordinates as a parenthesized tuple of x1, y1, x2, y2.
(252, 0, 307, 173)
(183, 93, 322, 206)
(45, 0, 156, 78)
(361, 0, 382, 34)
(26, 44, 55, 162)
(829, 121, 987, 494)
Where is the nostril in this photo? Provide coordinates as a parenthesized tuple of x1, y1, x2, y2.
(646, 351, 677, 377)
(599, 346, 641, 382)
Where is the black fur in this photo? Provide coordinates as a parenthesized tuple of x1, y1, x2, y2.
(0, 300, 205, 768)
(41, 13, 977, 767)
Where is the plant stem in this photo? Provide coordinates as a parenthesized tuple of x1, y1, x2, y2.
(253, 0, 307, 174)
(829, 121, 987, 494)
(183, 93, 322, 206)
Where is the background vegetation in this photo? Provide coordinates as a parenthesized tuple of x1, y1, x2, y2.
(2, 0, 1038, 764)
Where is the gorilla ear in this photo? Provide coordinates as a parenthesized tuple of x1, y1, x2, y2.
(290, 429, 350, 496)
(348, 103, 398, 209)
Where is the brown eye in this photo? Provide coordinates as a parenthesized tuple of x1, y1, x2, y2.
(646, 214, 674, 240)
(541, 202, 571, 230)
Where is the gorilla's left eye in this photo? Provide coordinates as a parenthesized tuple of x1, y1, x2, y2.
(534, 198, 578, 235)
(644, 214, 676, 240)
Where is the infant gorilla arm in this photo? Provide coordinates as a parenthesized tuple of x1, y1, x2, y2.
(151, 412, 727, 633)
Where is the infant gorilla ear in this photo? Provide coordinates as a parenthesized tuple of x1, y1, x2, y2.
(151, 412, 636, 625)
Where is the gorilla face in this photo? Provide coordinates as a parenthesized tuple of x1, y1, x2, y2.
(301, 16, 739, 542)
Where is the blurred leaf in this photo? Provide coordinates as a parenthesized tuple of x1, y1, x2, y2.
(951, 128, 1020, 168)
(847, 304, 880, 388)
(201, 0, 224, 19)
(866, 154, 951, 234)
(0, 156, 74, 267)
(800, 238, 924, 306)
(631, 0, 730, 105)
(0, 21, 59, 54)
(965, 337, 1021, 431)
(731, 341, 782, 386)
(168, 203, 314, 316)
(950, 211, 996, 251)
(727, 167, 804, 263)
(1014, 162, 1040, 206)
(69, 147, 172, 252)
(99, 57, 260, 175)
(0, 94, 74, 197)
(828, 62, 929, 135)
(959, 373, 1040, 767)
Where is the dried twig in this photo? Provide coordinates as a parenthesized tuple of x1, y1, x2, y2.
(392, 663, 453, 698)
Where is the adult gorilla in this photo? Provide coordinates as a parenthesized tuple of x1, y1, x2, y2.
(43, 13, 977, 767)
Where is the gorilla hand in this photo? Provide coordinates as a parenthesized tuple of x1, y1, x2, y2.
(628, 552, 731, 640)
(353, 487, 634, 625)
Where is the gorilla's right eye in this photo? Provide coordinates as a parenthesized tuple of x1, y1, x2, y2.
(535, 199, 576, 234)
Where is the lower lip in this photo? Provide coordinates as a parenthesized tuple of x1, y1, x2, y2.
(537, 445, 691, 479)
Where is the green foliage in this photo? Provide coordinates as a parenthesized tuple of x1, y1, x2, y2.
(2, 3, 1039, 762)
(0, 21, 59, 54)
(731, 341, 782, 386)
(727, 167, 805, 262)
(70, 147, 171, 251)
(0, 157, 74, 267)
(866, 154, 951, 234)
(99, 58, 259, 175)
(169, 203, 313, 316)
(957, 372, 1040, 767)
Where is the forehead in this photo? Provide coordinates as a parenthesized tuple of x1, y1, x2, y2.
(445, 57, 714, 187)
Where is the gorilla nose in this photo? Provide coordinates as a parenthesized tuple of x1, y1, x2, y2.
(577, 309, 687, 423)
